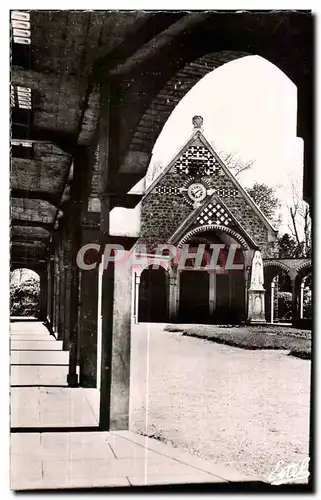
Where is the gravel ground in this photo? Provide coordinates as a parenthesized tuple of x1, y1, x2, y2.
(129, 323, 311, 481)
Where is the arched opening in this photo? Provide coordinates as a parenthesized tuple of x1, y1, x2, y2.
(10, 268, 40, 319)
(138, 266, 168, 322)
(177, 229, 245, 324)
(144, 55, 299, 201)
(264, 265, 292, 324)
(296, 265, 312, 326)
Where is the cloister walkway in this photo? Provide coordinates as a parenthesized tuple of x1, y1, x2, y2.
(10, 321, 254, 490)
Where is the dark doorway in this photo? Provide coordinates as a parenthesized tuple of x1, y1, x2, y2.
(214, 271, 245, 324)
(179, 270, 209, 323)
(138, 267, 168, 322)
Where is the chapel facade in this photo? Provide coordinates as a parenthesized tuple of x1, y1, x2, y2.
(132, 116, 308, 325)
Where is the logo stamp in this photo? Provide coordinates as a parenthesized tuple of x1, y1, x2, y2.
(267, 457, 310, 485)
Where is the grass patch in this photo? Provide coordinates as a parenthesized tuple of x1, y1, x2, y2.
(164, 324, 311, 357)
(289, 346, 311, 360)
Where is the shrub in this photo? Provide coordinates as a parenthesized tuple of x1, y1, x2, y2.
(303, 287, 312, 319)
(10, 277, 40, 317)
(277, 291, 292, 320)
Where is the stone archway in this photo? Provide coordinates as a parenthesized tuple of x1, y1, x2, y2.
(296, 263, 312, 326)
(263, 263, 292, 324)
(175, 227, 247, 324)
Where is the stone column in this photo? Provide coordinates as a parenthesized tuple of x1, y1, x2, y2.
(290, 272, 299, 326)
(39, 269, 48, 321)
(168, 266, 178, 321)
(133, 272, 140, 324)
(67, 149, 89, 387)
(99, 235, 138, 431)
(300, 280, 305, 319)
(247, 250, 266, 324)
(270, 279, 275, 323)
(78, 222, 100, 388)
(243, 250, 253, 322)
(274, 277, 279, 323)
(46, 257, 54, 324)
(63, 239, 72, 351)
(53, 251, 60, 333)
(208, 271, 216, 318)
(58, 241, 66, 340)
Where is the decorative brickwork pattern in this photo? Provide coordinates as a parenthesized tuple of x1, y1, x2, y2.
(139, 131, 277, 257)
(155, 186, 181, 195)
(173, 145, 218, 175)
(196, 202, 232, 226)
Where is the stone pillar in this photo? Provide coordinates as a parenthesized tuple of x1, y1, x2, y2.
(99, 235, 138, 431)
(247, 251, 266, 324)
(97, 82, 140, 429)
(290, 272, 299, 326)
(53, 252, 60, 333)
(274, 277, 279, 323)
(67, 149, 89, 387)
(300, 280, 305, 319)
(270, 279, 275, 323)
(46, 257, 54, 324)
(133, 272, 140, 324)
(208, 271, 216, 318)
(62, 238, 72, 350)
(168, 266, 178, 321)
(78, 222, 100, 388)
(39, 270, 48, 321)
(244, 250, 253, 322)
(67, 226, 80, 387)
(58, 241, 66, 340)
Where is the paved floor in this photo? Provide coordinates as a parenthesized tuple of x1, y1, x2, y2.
(10, 322, 99, 428)
(11, 430, 251, 490)
(10, 321, 254, 490)
(130, 323, 311, 481)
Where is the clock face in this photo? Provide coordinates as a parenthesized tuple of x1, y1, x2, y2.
(187, 182, 207, 203)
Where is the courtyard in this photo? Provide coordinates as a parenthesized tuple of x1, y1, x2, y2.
(130, 323, 311, 481)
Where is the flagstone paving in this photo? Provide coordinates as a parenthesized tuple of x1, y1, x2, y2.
(10, 321, 256, 490)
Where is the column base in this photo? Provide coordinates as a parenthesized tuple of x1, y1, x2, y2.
(247, 289, 266, 324)
(67, 373, 79, 387)
(248, 319, 267, 325)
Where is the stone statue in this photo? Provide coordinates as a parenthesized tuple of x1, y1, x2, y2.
(250, 250, 264, 290)
(247, 250, 266, 323)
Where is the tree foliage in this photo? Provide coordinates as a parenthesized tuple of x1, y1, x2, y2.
(277, 291, 292, 321)
(277, 233, 304, 258)
(10, 277, 40, 317)
(246, 182, 281, 226)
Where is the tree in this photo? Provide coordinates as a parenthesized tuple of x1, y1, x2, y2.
(246, 182, 281, 227)
(278, 233, 304, 258)
(146, 160, 164, 185)
(287, 182, 311, 257)
(219, 151, 254, 178)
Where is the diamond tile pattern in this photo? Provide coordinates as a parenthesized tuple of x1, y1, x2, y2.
(196, 203, 232, 226)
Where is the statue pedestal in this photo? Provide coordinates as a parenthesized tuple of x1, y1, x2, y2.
(247, 288, 266, 324)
